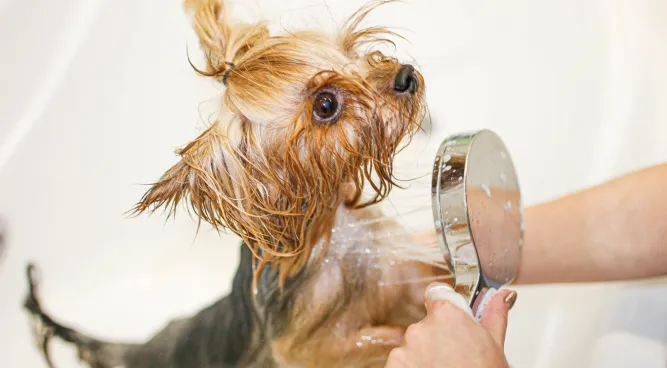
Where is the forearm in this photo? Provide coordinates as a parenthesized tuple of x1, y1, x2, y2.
(516, 164, 667, 284)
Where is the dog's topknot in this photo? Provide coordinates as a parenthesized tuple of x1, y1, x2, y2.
(133, 0, 426, 286)
(184, 0, 269, 85)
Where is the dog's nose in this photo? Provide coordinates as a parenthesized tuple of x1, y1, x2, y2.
(394, 64, 416, 94)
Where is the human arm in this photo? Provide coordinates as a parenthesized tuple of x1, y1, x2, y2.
(516, 163, 667, 284)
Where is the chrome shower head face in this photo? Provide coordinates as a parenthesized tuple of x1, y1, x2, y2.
(431, 130, 523, 307)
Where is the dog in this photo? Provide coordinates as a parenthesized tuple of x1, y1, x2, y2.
(22, 1, 448, 367)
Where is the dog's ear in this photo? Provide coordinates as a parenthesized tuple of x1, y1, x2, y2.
(131, 122, 242, 231)
(184, 0, 269, 83)
(130, 120, 318, 284)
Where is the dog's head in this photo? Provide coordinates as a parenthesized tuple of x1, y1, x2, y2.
(133, 0, 427, 282)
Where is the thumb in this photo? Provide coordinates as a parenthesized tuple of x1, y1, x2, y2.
(477, 289, 517, 347)
(423, 282, 475, 319)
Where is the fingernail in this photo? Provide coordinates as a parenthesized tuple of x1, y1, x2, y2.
(504, 290, 518, 309)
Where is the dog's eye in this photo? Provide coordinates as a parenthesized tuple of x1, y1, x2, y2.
(313, 91, 340, 122)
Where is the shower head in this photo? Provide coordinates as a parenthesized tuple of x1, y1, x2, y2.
(431, 129, 523, 311)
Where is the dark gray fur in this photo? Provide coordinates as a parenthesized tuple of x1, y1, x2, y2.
(23, 243, 303, 368)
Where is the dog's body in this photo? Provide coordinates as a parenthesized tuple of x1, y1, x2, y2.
(26, 207, 439, 368)
(23, 1, 445, 367)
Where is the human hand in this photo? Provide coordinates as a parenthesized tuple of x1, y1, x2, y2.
(384, 283, 517, 368)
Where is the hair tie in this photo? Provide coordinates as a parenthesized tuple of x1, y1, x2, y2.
(222, 62, 236, 86)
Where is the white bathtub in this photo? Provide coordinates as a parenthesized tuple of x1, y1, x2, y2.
(0, 0, 665, 367)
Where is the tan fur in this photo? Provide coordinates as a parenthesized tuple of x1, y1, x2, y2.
(270, 206, 444, 367)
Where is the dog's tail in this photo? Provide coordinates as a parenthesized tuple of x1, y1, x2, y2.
(23, 263, 139, 368)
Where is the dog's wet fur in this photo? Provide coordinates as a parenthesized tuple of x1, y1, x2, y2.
(22, 1, 444, 367)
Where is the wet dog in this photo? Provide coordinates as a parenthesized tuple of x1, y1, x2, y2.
(23, 1, 447, 367)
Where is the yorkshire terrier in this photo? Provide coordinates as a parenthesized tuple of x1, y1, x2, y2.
(22, 1, 447, 367)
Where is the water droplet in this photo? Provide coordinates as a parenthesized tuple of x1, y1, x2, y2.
(504, 201, 512, 212)
(324, 258, 330, 263)
(364, 248, 371, 254)
(444, 165, 452, 172)
(356, 341, 363, 347)
(458, 176, 463, 181)
(349, 223, 356, 228)
(389, 260, 396, 265)
(443, 154, 451, 163)
(453, 217, 459, 222)
(489, 261, 494, 267)
(331, 228, 336, 233)
(362, 335, 372, 341)
(481, 184, 492, 198)
(500, 172, 507, 182)
(434, 220, 441, 227)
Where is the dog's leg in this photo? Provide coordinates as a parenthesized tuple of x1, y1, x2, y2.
(272, 324, 407, 368)
(23, 263, 139, 368)
(329, 325, 408, 368)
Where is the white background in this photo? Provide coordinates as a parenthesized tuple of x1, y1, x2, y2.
(0, 0, 666, 367)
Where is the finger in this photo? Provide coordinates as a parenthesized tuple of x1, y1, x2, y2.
(472, 287, 495, 321)
(478, 289, 517, 347)
(423, 282, 474, 319)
